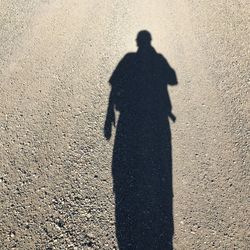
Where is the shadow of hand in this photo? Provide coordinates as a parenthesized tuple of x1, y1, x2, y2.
(169, 112, 176, 123)
(104, 108, 116, 140)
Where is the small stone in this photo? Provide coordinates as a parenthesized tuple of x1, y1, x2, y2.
(56, 219, 64, 228)
(87, 233, 95, 239)
(10, 231, 15, 237)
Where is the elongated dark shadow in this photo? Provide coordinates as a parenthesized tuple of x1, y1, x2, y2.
(104, 30, 178, 250)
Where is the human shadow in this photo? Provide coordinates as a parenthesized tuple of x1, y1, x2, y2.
(104, 30, 178, 250)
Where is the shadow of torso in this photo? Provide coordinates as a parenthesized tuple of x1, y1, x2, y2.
(107, 46, 177, 250)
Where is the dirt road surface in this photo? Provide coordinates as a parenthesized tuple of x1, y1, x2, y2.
(0, 1, 249, 249)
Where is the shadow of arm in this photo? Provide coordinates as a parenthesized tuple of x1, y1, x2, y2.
(168, 67, 178, 86)
(159, 54, 178, 86)
(104, 89, 116, 140)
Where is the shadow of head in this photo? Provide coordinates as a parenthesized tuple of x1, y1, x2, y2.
(136, 30, 152, 49)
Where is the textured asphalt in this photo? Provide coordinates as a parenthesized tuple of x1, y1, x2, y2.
(0, 1, 249, 249)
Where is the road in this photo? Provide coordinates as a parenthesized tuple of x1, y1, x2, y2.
(0, 1, 249, 249)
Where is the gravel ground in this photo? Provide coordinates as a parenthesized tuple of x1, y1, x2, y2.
(0, 1, 249, 249)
